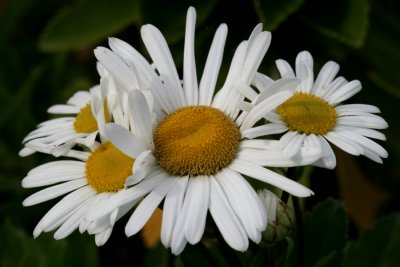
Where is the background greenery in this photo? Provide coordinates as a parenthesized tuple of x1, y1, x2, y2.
(0, 0, 399, 266)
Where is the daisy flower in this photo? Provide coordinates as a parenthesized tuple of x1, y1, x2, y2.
(86, 7, 319, 254)
(246, 51, 388, 169)
(19, 69, 124, 157)
(21, 77, 134, 246)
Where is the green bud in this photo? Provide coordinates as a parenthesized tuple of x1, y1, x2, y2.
(258, 189, 295, 244)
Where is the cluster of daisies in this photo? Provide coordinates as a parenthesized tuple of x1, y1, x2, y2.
(20, 7, 388, 254)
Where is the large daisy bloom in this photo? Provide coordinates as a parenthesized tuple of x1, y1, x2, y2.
(86, 7, 319, 254)
(21, 77, 134, 246)
(247, 51, 388, 169)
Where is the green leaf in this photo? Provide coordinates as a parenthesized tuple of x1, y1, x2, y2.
(39, 0, 140, 52)
(342, 213, 400, 267)
(0, 218, 99, 267)
(253, 0, 305, 30)
(301, 0, 370, 47)
(300, 198, 348, 267)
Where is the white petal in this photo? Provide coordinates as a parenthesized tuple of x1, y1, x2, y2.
(241, 90, 292, 131)
(335, 126, 386, 141)
(22, 161, 85, 188)
(335, 104, 381, 114)
(236, 145, 322, 167)
(327, 80, 362, 104)
(313, 135, 336, 169)
(230, 159, 314, 197)
(242, 123, 287, 139)
(104, 123, 147, 158)
(183, 7, 198, 105)
(337, 115, 388, 129)
(41, 186, 96, 230)
(240, 31, 271, 84)
(23, 179, 87, 206)
(86, 171, 164, 221)
(312, 61, 339, 95)
(161, 176, 188, 248)
(108, 37, 174, 114)
(252, 72, 274, 92)
(184, 176, 209, 244)
(95, 227, 113, 246)
(47, 105, 80, 114)
(128, 90, 153, 142)
(67, 90, 91, 107)
(94, 47, 138, 91)
(254, 78, 299, 104)
(295, 51, 314, 92)
(199, 24, 227, 105)
(276, 59, 295, 78)
(126, 150, 156, 186)
(54, 197, 95, 239)
(125, 175, 177, 237)
(217, 169, 267, 242)
(324, 131, 363, 155)
(335, 130, 388, 158)
(209, 176, 248, 251)
(141, 24, 185, 108)
(280, 132, 306, 158)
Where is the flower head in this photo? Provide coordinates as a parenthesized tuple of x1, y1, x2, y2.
(86, 7, 318, 255)
(248, 51, 388, 168)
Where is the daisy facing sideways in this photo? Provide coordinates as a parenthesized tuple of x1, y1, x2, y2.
(245, 51, 388, 169)
(86, 7, 320, 255)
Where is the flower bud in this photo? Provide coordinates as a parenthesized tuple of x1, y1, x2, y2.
(258, 189, 295, 244)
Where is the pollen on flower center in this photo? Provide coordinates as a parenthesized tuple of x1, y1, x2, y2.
(277, 92, 337, 135)
(153, 106, 241, 176)
(85, 141, 134, 193)
(74, 101, 110, 133)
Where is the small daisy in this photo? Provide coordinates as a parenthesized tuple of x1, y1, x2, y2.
(86, 7, 319, 254)
(19, 72, 124, 157)
(246, 51, 388, 168)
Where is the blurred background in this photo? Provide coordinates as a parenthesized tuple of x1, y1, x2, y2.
(0, 0, 399, 266)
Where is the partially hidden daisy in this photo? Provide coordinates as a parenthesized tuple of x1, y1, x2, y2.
(19, 70, 124, 157)
(86, 7, 320, 255)
(21, 76, 135, 246)
(246, 51, 388, 169)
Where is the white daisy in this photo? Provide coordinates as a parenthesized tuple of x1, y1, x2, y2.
(22, 138, 136, 246)
(247, 51, 388, 169)
(19, 71, 125, 157)
(86, 7, 319, 255)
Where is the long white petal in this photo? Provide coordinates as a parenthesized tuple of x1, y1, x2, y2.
(125, 175, 177, 237)
(198, 24, 227, 105)
(240, 90, 292, 131)
(183, 7, 198, 105)
(23, 179, 87, 206)
(230, 159, 314, 197)
(209, 176, 248, 251)
(184, 176, 209, 244)
(216, 169, 266, 242)
(141, 24, 185, 108)
(128, 90, 153, 143)
(327, 80, 362, 105)
(161, 176, 188, 248)
(104, 123, 147, 158)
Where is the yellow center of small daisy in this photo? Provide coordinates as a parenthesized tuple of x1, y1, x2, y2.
(85, 141, 134, 192)
(74, 101, 110, 133)
(153, 106, 240, 176)
(277, 92, 337, 135)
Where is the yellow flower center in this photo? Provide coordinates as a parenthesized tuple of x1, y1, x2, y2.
(277, 92, 337, 135)
(85, 141, 134, 192)
(153, 106, 240, 176)
(74, 101, 110, 133)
